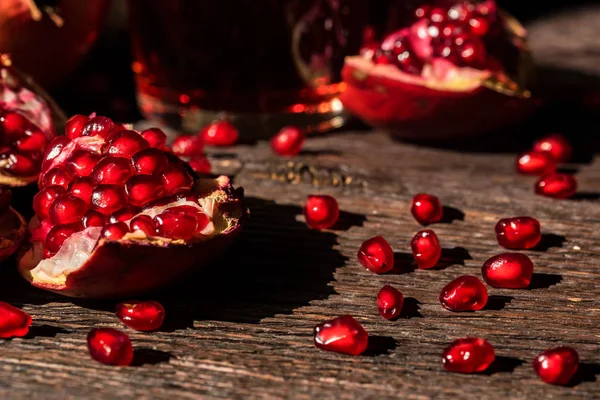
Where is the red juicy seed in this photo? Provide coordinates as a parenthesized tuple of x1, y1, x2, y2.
(535, 173, 577, 199)
(0, 186, 12, 214)
(271, 126, 305, 156)
(533, 346, 579, 385)
(482, 253, 534, 289)
(154, 205, 202, 240)
(116, 300, 165, 331)
(131, 148, 168, 175)
(0, 302, 32, 338)
(130, 215, 156, 236)
(357, 236, 394, 274)
(411, 229, 442, 269)
(411, 193, 443, 225)
(87, 328, 133, 366)
(459, 38, 486, 66)
(141, 128, 167, 148)
(91, 185, 128, 215)
(313, 315, 368, 356)
(430, 7, 446, 23)
(66, 150, 100, 177)
(442, 338, 495, 373)
(440, 275, 488, 311)
(41, 167, 72, 189)
(33, 185, 65, 219)
(16, 131, 47, 152)
(125, 175, 165, 207)
(65, 114, 89, 139)
(377, 285, 404, 320)
(49, 194, 87, 225)
(469, 16, 489, 36)
(495, 216, 541, 249)
(448, 2, 473, 21)
(92, 156, 133, 185)
(304, 195, 339, 230)
(82, 210, 106, 227)
(415, 5, 431, 18)
(189, 157, 211, 174)
(171, 135, 205, 157)
(160, 163, 193, 196)
(42, 136, 70, 170)
(516, 151, 556, 175)
(201, 121, 239, 146)
(81, 116, 116, 138)
(46, 223, 83, 253)
(68, 177, 95, 206)
(2, 153, 37, 176)
(532, 134, 572, 163)
(2, 112, 27, 139)
(109, 206, 140, 223)
(101, 222, 130, 240)
(103, 130, 150, 158)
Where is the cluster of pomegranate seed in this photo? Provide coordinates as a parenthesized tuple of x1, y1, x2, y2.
(304, 195, 339, 230)
(0, 111, 50, 177)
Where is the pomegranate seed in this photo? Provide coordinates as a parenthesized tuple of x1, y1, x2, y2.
(0, 186, 12, 214)
(440, 275, 488, 311)
(101, 222, 130, 240)
(82, 116, 116, 138)
(16, 131, 47, 152)
(125, 175, 165, 207)
(442, 338, 495, 373)
(116, 300, 165, 331)
(415, 5, 431, 18)
(91, 185, 128, 215)
(304, 195, 339, 229)
(469, 16, 489, 36)
(87, 328, 133, 366)
(103, 130, 150, 158)
(33, 185, 65, 219)
(2, 153, 37, 176)
(2, 112, 27, 138)
(411, 193, 443, 225)
(42, 136, 70, 170)
(201, 121, 239, 146)
(0, 302, 32, 338)
(109, 206, 140, 223)
(141, 128, 167, 148)
(482, 253, 534, 289)
(154, 205, 207, 239)
(131, 148, 168, 175)
(377, 285, 404, 320)
(313, 315, 368, 356)
(68, 177, 95, 206)
(430, 7, 446, 23)
(271, 126, 305, 156)
(533, 346, 579, 385)
(171, 135, 204, 157)
(130, 215, 156, 236)
(459, 38, 486, 65)
(516, 151, 556, 175)
(448, 3, 472, 21)
(160, 163, 194, 196)
(92, 156, 134, 185)
(532, 134, 572, 163)
(41, 167, 72, 189)
(535, 173, 577, 199)
(411, 229, 442, 269)
(46, 223, 83, 253)
(66, 150, 100, 177)
(495, 216, 541, 249)
(357, 236, 394, 274)
(82, 210, 106, 227)
(49, 194, 87, 225)
(188, 157, 211, 174)
(65, 114, 88, 139)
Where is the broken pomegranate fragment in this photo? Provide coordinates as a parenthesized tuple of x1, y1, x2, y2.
(0, 301, 32, 338)
(116, 300, 165, 331)
(87, 328, 133, 366)
(313, 315, 368, 356)
(18, 115, 246, 298)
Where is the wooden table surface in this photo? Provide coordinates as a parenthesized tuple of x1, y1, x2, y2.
(2, 6, 600, 400)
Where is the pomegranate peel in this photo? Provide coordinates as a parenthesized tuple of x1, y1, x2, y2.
(0, 205, 26, 261)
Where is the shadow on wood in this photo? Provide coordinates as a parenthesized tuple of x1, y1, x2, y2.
(332, 210, 367, 231)
(485, 296, 514, 311)
(390, 252, 416, 274)
(435, 247, 472, 270)
(569, 362, 600, 386)
(440, 206, 465, 224)
(399, 297, 422, 319)
(532, 234, 566, 252)
(528, 273, 563, 290)
(25, 325, 72, 339)
(482, 356, 525, 375)
(363, 336, 398, 356)
(132, 349, 174, 366)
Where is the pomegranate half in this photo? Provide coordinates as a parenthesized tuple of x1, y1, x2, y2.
(341, 1, 536, 139)
(18, 116, 245, 298)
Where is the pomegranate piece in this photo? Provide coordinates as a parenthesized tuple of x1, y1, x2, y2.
(532, 134, 572, 163)
(41, 167, 72, 189)
(377, 285, 404, 320)
(0, 301, 32, 338)
(46, 223, 83, 253)
(516, 151, 556, 176)
(16, 131, 47, 152)
(411, 229, 442, 269)
(33, 185, 65, 219)
(125, 175, 165, 207)
(533, 346, 579, 385)
(141, 128, 167, 149)
(68, 177, 95, 206)
(313, 315, 368, 356)
(101, 222, 130, 241)
(188, 157, 211, 174)
(87, 328, 134, 366)
(535, 173, 577, 199)
(154, 205, 208, 240)
(171, 135, 204, 157)
(131, 148, 168, 175)
(116, 300, 165, 331)
(160, 163, 194, 196)
(201, 121, 239, 146)
(130, 215, 156, 236)
(411, 193, 443, 225)
(2, 153, 37, 177)
(66, 150, 100, 178)
(65, 114, 88, 139)
(82, 210, 106, 228)
(109, 206, 140, 223)
(92, 156, 134, 185)
(440, 275, 488, 311)
(271, 126, 305, 156)
(82, 116, 116, 138)
(42, 136, 70, 171)
(49, 194, 87, 225)
(91, 185, 128, 215)
(495, 216, 541, 250)
(442, 338, 495, 373)
(357, 236, 394, 274)
(304, 195, 339, 230)
(103, 130, 150, 158)
(482, 253, 534, 289)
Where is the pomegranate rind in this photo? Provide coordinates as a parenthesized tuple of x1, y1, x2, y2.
(0, 206, 26, 261)
(18, 176, 246, 298)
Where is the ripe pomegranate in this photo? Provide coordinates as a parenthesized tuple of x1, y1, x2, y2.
(18, 115, 246, 298)
(341, 1, 536, 139)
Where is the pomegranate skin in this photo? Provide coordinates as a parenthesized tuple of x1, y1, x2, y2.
(0, 204, 26, 262)
(495, 217, 541, 250)
(482, 253, 534, 289)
